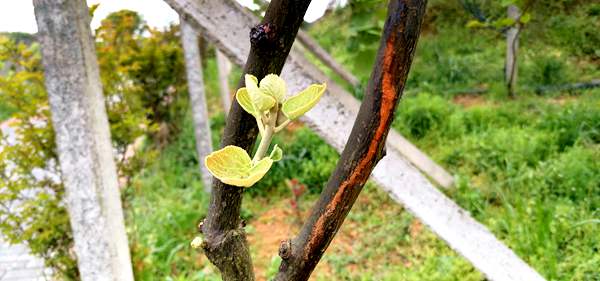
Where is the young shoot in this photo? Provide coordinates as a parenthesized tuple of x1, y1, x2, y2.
(204, 74, 326, 187)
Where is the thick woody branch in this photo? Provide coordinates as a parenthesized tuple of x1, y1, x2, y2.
(274, 1, 427, 280)
(198, 0, 312, 280)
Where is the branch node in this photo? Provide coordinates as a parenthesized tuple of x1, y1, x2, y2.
(197, 219, 205, 233)
(250, 23, 276, 48)
(279, 239, 293, 260)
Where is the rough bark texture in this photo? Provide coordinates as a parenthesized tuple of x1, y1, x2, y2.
(216, 49, 233, 114)
(33, 0, 134, 280)
(177, 0, 312, 280)
(505, 4, 520, 97)
(275, 1, 426, 279)
(168, 0, 545, 280)
(296, 30, 360, 87)
(180, 19, 214, 191)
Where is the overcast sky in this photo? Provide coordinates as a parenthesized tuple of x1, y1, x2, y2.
(0, 0, 336, 33)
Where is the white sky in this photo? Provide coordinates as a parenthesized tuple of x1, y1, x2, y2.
(0, 0, 335, 33)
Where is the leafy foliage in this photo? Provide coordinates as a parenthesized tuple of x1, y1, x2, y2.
(0, 36, 79, 279)
(95, 10, 188, 148)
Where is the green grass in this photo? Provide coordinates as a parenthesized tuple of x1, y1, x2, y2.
(393, 91, 600, 281)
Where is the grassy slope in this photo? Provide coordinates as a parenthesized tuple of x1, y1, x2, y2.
(126, 93, 599, 281)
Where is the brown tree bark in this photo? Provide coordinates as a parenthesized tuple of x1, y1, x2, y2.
(198, 1, 312, 280)
(274, 1, 427, 280)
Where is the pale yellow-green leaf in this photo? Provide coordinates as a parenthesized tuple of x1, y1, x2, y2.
(245, 74, 259, 92)
(282, 83, 326, 120)
(253, 92, 276, 113)
(235, 87, 257, 117)
(245, 73, 276, 112)
(204, 145, 273, 187)
(260, 74, 286, 102)
(246, 157, 273, 185)
(269, 144, 282, 161)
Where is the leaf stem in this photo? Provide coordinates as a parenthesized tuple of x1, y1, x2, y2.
(252, 125, 274, 163)
(274, 119, 291, 132)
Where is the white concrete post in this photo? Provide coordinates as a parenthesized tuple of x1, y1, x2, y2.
(180, 18, 214, 191)
(216, 49, 232, 114)
(33, 0, 134, 280)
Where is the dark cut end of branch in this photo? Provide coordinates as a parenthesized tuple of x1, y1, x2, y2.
(201, 1, 313, 280)
(250, 23, 277, 48)
(274, 1, 427, 280)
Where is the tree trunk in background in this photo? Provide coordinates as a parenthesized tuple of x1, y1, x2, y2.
(505, 4, 520, 98)
(216, 49, 232, 114)
(180, 19, 214, 191)
(33, 0, 134, 280)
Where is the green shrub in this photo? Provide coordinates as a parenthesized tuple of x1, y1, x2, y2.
(406, 25, 504, 94)
(538, 101, 600, 150)
(0, 37, 79, 279)
(524, 53, 573, 86)
(253, 128, 339, 194)
(394, 93, 454, 139)
(539, 146, 600, 207)
(0, 102, 14, 120)
(442, 127, 557, 178)
(544, 7, 600, 60)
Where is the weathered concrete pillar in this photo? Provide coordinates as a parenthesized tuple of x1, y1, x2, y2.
(33, 0, 134, 280)
(180, 18, 214, 191)
(215, 49, 232, 114)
